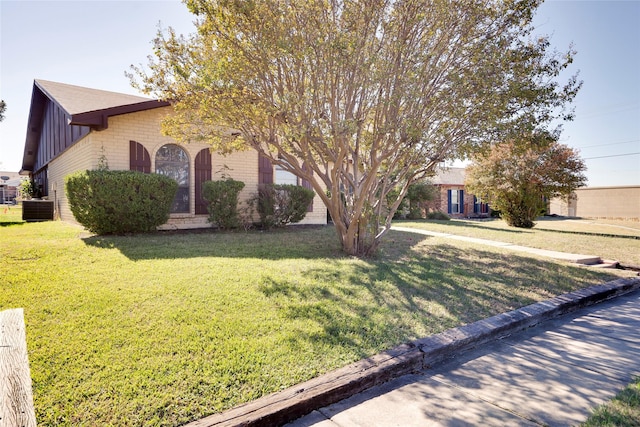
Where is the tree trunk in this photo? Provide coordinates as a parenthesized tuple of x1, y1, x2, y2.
(328, 201, 382, 257)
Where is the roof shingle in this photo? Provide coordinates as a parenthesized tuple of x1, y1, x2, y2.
(35, 79, 153, 115)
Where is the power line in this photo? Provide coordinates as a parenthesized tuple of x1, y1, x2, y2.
(574, 102, 640, 121)
(579, 139, 640, 149)
(583, 152, 640, 160)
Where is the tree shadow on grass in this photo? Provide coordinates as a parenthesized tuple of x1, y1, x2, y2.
(82, 225, 348, 260)
(80, 223, 493, 261)
(396, 218, 531, 234)
(257, 235, 624, 359)
(0, 221, 25, 227)
(80, 225, 625, 359)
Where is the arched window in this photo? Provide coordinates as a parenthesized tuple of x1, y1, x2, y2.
(156, 144, 189, 213)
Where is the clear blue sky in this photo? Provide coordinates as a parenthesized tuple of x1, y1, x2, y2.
(1, 0, 639, 187)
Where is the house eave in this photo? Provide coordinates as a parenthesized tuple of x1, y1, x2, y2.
(69, 99, 171, 130)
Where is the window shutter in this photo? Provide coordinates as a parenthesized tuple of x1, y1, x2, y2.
(447, 189, 452, 214)
(258, 154, 273, 185)
(473, 195, 478, 214)
(195, 149, 212, 215)
(129, 140, 150, 173)
(460, 190, 464, 214)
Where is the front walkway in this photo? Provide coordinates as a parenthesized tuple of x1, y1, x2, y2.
(390, 226, 609, 266)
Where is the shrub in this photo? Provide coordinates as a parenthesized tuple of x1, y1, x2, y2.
(257, 184, 314, 228)
(386, 188, 408, 219)
(386, 181, 436, 220)
(427, 211, 450, 220)
(201, 178, 245, 229)
(406, 182, 436, 219)
(18, 179, 37, 200)
(65, 170, 177, 234)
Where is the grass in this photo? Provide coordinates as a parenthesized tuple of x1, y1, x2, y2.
(396, 217, 640, 267)
(582, 376, 640, 427)
(1, 207, 637, 426)
(0, 202, 23, 223)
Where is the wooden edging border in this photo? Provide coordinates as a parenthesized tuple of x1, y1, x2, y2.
(0, 308, 37, 427)
(184, 277, 640, 427)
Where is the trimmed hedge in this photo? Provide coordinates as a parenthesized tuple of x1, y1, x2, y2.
(257, 184, 315, 228)
(201, 178, 245, 229)
(65, 170, 178, 234)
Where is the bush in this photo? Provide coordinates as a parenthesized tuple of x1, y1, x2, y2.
(257, 184, 315, 228)
(65, 170, 177, 234)
(18, 178, 37, 200)
(427, 211, 450, 220)
(201, 179, 245, 229)
(386, 188, 408, 219)
(386, 181, 436, 220)
(406, 182, 436, 219)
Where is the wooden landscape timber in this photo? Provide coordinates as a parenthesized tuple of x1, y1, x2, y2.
(0, 308, 36, 427)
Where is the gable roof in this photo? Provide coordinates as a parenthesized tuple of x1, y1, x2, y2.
(33, 79, 169, 129)
(21, 80, 170, 173)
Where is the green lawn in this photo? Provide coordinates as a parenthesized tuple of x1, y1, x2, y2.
(582, 376, 640, 427)
(0, 202, 23, 223)
(397, 217, 640, 267)
(1, 211, 637, 426)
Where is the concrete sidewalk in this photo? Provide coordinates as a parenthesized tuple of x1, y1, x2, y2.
(390, 226, 611, 266)
(186, 278, 640, 427)
(288, 286, 640, 427)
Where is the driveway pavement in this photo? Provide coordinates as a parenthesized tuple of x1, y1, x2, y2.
(287, 287, 640, 426)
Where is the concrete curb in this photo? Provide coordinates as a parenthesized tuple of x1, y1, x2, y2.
(184, 277, 640, 427)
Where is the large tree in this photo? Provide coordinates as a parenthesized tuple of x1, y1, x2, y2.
(131, 0, 580, 256)
(465, 131, 587, 228)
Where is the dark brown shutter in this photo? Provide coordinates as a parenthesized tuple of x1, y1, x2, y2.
(301, 162, 314, 212)
(129, 140, 150, 173)
(258, 153, 273, 185)
(195, 148, 212, 215)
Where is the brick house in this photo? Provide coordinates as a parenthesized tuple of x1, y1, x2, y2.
(426, 167, 490, 218)
(20, 80, 327, 228)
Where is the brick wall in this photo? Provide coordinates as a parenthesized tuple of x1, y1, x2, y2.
(47, 106, 327, 228)
(425, 185, 477, 218)
(47, 133, 96, 223)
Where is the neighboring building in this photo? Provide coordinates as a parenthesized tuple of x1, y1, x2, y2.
(426, 167, 489, 218)
(0, 172, 22, 204)
(20, 79, 327, 228)
(549, 186, 640, 221)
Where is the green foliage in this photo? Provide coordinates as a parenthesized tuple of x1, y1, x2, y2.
(427, 211, 451, 221)
(386, 187, 408, 219)
(582, 376, 640, 427)
(499, 192, 543, 229)
(65, 170, 177, 234)
(18, 178, 36, 200)
(1, 220, 631, 425)
(406, 182, 436, 219)
(201, 178, 245, 229)
(131, 0, 581, 256)
(387, 181, 436, 220)
(466, 131, 587, 229)
(257, 184, 315, 229)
